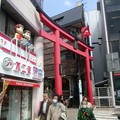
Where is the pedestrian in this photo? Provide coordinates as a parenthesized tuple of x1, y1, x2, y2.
(77, 100, 96, 120)
(82, 96, 93, 110)
(60, 95, 68, 106)
(37, 93, 52, 120)
(47, 94, 67, 120)
(60, 95, 64, 104)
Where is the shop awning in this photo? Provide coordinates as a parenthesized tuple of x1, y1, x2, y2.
(1, 78, 40, 88)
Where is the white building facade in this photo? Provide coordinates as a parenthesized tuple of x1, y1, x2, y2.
(0, 0, 44, 119)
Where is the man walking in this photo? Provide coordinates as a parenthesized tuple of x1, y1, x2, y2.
(38, 93, 51, 120)
(47, 94, 67, 120)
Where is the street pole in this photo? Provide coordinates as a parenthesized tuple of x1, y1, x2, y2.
(77, 55, 83, 106)
(101, 0, 115, 107)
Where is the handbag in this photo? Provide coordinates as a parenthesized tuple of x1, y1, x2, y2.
(35, 115, 41, 120)
(60, 112, 67, 120)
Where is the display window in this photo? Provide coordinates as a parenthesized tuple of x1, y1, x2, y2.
(0, 84, 32, 120)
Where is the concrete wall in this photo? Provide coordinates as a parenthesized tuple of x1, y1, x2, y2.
(8, 0, 43, 32)
(85, 10, 108, 83)
(0, 0, 44, 119)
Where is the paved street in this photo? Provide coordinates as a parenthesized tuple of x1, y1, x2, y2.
(67, 108, 78, 120)
(67, 108, 119, 120)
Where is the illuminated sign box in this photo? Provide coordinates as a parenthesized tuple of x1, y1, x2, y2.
(0, 32, 44, 81)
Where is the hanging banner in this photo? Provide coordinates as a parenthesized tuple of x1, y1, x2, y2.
(0, 80, 9, 102)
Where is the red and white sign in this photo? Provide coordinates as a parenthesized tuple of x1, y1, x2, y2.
(0, 33, 36, 64)
(0, 32, 44, 81)
(2, 78, 40, 88)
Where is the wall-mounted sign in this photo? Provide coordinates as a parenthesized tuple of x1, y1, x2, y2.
(2, 78, 40, 88)
(0, 33, 36, 64)
(0, 32, 44, 81)
(2, 57, 14, 70)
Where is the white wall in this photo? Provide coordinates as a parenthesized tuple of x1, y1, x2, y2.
(32, 36, 44, 119)
(85, 10, 107, 83)
(85, 10, 101, 43)
(6, 0, 44, 119)
(7, 0, 43, 32)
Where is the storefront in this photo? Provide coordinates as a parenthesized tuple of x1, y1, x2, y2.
(0, 83, 32, 120)
(0, 32, 44, 120)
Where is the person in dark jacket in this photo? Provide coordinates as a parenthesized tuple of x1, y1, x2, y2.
(38, 93, 52, 120)
(77, 100, 96, 120)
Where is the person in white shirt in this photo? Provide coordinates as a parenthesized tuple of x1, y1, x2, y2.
(38, 93, 52, 120)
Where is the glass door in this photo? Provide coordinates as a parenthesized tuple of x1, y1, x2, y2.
(0, 86, 32, 120)
(7, 88, 21, 120)
(21, 88, 32, 120)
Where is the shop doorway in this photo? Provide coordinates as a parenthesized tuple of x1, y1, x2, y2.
(0, 85, 32, 120)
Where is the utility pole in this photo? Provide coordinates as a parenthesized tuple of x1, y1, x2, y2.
(101, 0, 115, 107)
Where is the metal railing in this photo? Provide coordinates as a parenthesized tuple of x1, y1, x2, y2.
(94, 87, 113, 107)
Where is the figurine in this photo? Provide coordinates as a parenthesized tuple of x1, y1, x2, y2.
(21, 30, 34, 50)
(21, 30, 31, 46)
(23, 30, 31, 41)
(14, 24, 24, 40)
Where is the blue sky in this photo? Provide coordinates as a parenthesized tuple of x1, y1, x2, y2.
(43, 0, 97, 17)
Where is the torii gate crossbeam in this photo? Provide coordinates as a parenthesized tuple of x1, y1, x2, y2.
(38, 9, 94, 105)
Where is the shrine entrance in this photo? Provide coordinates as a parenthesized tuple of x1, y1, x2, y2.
(37, 8, 94, 105)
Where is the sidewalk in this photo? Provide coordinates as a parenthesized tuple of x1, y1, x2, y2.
(67, 108, 119, 120)
(93, 108, 118, 120)
(67, 108, 78, 120)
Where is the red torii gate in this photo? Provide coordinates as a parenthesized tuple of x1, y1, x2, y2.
(38, 9, 94, 105)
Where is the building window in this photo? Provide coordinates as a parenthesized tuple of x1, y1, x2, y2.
(110, 40, 119, 53)
(1, 9, 34, 46)
(5, 13, 17, 38)
(105, 0, 117, 6)
(61, 50, 75, 61)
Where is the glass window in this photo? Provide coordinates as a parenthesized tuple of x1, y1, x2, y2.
(61, 50, 75, 61)
(5, 13, 17, 38)
(110, 41, 119, 53)
(107, 11, 120, 41)
(1, 7, 34, 46)
(0, 86, 32, 120)
(105, 0, 117, 6)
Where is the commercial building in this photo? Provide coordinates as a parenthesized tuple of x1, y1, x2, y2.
(91, 0, 120, 107)
(0, 0, 44, 119)
(103, 0, 120, 107)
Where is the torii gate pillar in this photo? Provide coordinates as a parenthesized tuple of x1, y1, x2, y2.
(85, 49, 94, 105)
(54, 30, 62, 95)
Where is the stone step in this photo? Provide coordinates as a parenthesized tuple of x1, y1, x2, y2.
(96, 118, 118, 120)
(94, 111, 114, 114)
(94, 108, 118, 120)
(94, 113, 115, 117)
(95, 115, 117, 119)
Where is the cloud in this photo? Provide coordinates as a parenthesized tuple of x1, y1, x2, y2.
(64, 0, 74, 6)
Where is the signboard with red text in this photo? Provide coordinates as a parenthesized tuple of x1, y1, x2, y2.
(0, 32, 44, 81)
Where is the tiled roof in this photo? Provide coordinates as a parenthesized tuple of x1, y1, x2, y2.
(51, 5, 83, 27)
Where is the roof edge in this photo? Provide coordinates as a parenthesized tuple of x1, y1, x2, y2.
(34, 3, 93, 49)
